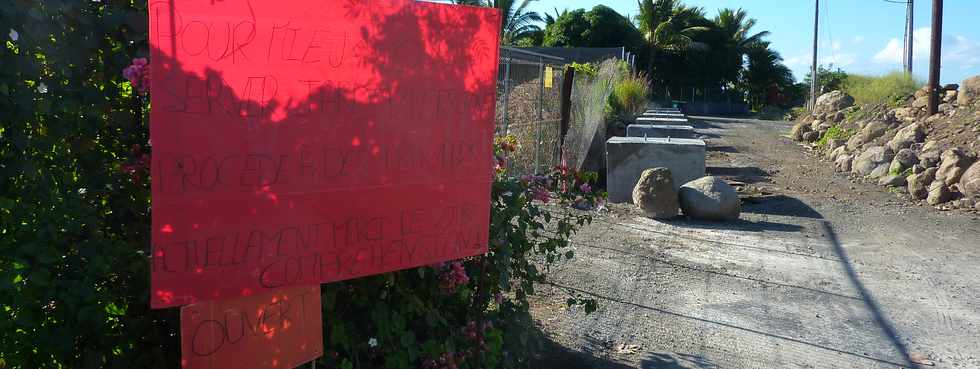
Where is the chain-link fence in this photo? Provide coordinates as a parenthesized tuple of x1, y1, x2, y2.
(496, 47, 566, 177)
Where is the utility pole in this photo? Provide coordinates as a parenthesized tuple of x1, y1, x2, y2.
(809, 0, 819, 110)
(927, 0, 943, 115)
(906, 0, 914, 74)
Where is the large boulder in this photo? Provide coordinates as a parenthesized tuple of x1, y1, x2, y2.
(919, 150, 941, 169)
(914, 85, 929, 99)
(632, 167, 679, 219)
(936, 148, 973, 186)
(869, 163, 891, 179)
(801, 131, 821, 143)
(908, 167, 938, 199)
(912, 95, 929, 109)
(678, 176, 740, 221)
(889, 148, 918, 174)
(960, 162, 980, 198)
(830, 111, 845, 123)
(852, 146, 894, 176)
(814, 91, 855, 114)
(826, 145, 847, 161)
(943, 90, 957, 103)
(790, 121, 812, 141)
(879, 174, 907, 187)
(957, 75, 980, 106)
(886, 123, 924, 152)
(927, 181, 953, 205)
(892, 107, 916, 123)
(835, 154, 854, 172)
(846, 120, 890, 150)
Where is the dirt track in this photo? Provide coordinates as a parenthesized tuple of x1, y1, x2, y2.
(531, 116, 980, 369)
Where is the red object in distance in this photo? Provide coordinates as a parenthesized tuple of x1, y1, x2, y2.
(149, 0, 501, 308)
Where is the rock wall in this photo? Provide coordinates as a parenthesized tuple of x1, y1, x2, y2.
(790, 75, 980, 212)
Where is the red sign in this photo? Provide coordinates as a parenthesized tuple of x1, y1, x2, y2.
(149, 0, 501, 308)
(180, 285, 323, 369)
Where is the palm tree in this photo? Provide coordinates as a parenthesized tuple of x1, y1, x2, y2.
(454, 0, 543, 45)
(742, 43, 794, 109)
(544, 7, 567, 26)
(635, 0, 708, 53)
(635, 0, 709, 98)
(712, 8, 770, 85)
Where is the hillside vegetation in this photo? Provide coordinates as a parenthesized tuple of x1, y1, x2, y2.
(843, 72, 923, 106)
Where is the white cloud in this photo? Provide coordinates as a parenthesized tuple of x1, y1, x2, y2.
(784, 53, 810, 68)
(873, 38, 903, 63)
(820, 53, 856, 67)
(851, 35, 865, 45)
(873, 27, 979, 69)
(947, 35, 980, 70)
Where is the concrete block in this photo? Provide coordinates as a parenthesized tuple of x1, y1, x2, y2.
(606, 137, 706, 203)
(626, 124, 696, 139)
(642, 112, 686, 118)
(636, 116, 689, 124)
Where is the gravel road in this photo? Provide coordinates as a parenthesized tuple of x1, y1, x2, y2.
(530, 116, 980, 369)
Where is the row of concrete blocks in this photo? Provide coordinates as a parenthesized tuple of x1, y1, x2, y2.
(606, 109, 705, 203)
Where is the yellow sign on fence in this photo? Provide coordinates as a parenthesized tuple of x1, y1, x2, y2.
(544, 66, 553, 88)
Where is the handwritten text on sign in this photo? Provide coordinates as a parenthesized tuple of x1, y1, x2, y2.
(180, 286, 323, 369)
(149, 0, 501, 308)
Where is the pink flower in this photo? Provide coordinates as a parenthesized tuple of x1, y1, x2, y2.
(531, 187, 550, 203)
(437, 260, 469, 293)
(580, 183, 592, 193)
(123, 57, 151, 94)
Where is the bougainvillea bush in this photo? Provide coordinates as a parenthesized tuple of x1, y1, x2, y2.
(0, 2, 601, 369)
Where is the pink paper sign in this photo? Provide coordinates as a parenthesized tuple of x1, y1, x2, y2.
(180, 285, 323, 369)
(149, 0, 501, 308)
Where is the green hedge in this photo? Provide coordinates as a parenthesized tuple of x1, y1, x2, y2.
(0, 3, 599, 368)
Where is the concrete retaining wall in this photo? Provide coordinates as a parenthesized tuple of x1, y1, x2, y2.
(606, 137, 706, 203)
(626, 125, 695, 139)
(636, 116, 689, 124)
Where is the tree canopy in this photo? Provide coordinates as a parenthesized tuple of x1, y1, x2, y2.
(465, 0, 801, 108)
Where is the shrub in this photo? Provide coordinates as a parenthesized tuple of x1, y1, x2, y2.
(815, 125, 855, 146)
(608, 72, 651, 119)
(568, 62, 598, 79)
(843, 72, 923, 106)
(564, 59, 626, 170)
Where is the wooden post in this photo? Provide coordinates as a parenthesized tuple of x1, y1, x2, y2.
(809, 0, 820, 111)
(558, 66, 575, 161)
(927, 0, 943, 115)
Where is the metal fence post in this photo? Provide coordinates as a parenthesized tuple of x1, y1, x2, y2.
(501, 49, 512, 135)
(535, 57, 544, 174)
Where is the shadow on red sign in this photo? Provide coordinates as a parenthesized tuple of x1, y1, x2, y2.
(149, 0, 501, 309)
(180, 285, 323, 369)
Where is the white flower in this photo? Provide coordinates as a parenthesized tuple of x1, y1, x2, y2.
(367, 338, 378, 347)
(78, 188, 87, 195)
(9, 29, 18, 41)
(37, 82, 48, 94)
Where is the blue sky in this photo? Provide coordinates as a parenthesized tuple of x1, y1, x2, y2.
(525, 0, 980, 84)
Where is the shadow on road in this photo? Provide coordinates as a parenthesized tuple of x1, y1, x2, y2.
(706, 166, 769, 183)
(667, 218, 804, 233)
(741, 195, 824, 219)
(821, 221, 920, 369)
(545, 282, 913, 369)
(641, 352, 718, 369)
(705, 145, 737, 153)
